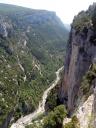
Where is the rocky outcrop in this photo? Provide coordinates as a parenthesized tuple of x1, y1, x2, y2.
(0, 18, 13, 38)
(59, 3, 96, 115)
(92, 83, 96, 128)
(60, 27, 96, 114)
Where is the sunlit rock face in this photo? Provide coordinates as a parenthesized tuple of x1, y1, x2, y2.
(93, 85, 96, 128)
(59, 3, 96, 116)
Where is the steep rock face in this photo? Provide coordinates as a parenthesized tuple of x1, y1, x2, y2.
(92, 83, 96, 128)
(59, 3, 96, 115)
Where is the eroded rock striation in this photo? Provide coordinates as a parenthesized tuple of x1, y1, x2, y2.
(59, 3, 96, 121)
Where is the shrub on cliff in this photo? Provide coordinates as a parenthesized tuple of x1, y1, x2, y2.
(72, 11, 90, 31)
(81, 63, 96, 96)
(64, 115, 80, 128)
(43, 105, 67, 128)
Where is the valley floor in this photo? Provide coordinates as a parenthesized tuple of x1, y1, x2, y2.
(10, 67, 63, 128)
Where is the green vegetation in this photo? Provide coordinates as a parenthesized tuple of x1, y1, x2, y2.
(45, 89, 58, 112)
(26, 122, 43, 128)
(88, 113, 94, 128)
(43, 105, 67, 128)
(72, 4, 96, 32)
(81, 63, 96, 97)
(45, 70, 64, 112)
(92, 7, 96, 30)
(72, 11, 90, 31)
(0, 3, 68, 127)
(64, 116, 80, 128)
(25, 113, 45, 128)
(25, 105, 67, 128)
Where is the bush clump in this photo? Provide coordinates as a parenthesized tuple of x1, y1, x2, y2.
(72, 11, 91, 31)
(81, 63, 96, 96)
(64, 115, 80, 128)
(43, 105, 67, 128)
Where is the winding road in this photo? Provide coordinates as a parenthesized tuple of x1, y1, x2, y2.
(11, 66, 63, 128)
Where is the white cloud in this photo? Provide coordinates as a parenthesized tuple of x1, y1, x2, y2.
(0, 0, 95, 23)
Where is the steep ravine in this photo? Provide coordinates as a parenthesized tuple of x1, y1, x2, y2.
(0, 4, 69, 127)
(10, 67, 63, 128)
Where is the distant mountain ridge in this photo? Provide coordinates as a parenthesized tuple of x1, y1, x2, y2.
(0, 3, 69, 128)
(64, 24, 71, 31)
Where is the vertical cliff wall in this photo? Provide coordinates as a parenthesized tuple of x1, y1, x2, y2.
(93, 85, 96, 128)
(60, 3, 96, 115)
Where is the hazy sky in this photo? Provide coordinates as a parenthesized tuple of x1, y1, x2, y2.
(0, 0, 95, 24)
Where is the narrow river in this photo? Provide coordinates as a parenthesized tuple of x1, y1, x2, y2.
(11, 66, 64, 128)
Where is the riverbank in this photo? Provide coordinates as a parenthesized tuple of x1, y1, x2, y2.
(11, 67, 63, 128)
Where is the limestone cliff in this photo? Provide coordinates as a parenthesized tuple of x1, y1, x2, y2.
(59, 3, 96, 118)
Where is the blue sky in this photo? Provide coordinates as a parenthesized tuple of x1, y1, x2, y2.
(0, 0, 95, 23)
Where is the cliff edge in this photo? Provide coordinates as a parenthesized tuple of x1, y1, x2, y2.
(59, 4, 96, 127)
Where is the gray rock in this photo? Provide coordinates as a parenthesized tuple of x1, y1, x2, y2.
(60, 27, 96, 114)
(0, 23, 8, 37)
